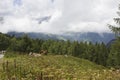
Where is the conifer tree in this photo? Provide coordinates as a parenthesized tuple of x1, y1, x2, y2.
(107, 4, 120, 68)
(108, 4, 120, 37)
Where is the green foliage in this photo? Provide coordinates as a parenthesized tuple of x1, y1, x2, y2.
(31, 39, 42, 53)
(107, 37, 120, 68)
(107, 4, 120, 68)
(0, 33, 10, 50)
(20, 35, 32, 52)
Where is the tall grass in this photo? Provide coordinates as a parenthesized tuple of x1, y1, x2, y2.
(0, 54, 120, 80)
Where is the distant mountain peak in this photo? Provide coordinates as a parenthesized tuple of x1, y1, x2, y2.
(7, 31, 115, 44)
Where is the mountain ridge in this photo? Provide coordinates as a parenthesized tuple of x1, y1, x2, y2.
(7, 31, 115, 44)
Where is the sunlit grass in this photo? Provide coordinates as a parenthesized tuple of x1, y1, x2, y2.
(0, 53, 120, 80)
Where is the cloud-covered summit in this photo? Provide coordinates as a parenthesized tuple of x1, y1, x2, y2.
(0, 0, 119, 34)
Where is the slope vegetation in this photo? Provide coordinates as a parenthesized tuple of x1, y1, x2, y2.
(0, 54, 120, 80)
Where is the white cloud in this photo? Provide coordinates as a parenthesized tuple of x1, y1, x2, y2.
(0, 0, 119, 34)
(67, 22, 109, 33)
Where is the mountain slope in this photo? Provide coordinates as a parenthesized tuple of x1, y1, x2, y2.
(7, 31, 115, 43)
(0, 55, 104, 79)
(0, 54, 120, 79)
(62, 32, 115, 43)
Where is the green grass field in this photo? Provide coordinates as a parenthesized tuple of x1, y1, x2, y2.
(0, 53, 120, 80)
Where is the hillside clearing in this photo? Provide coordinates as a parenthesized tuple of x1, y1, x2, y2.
(0, 54, 120, 80)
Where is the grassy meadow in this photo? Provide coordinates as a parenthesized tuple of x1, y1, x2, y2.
(0, 53, 120, 80)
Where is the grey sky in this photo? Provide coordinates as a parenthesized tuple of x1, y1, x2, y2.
(0, 0, 119, 34)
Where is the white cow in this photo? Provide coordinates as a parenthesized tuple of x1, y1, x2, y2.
(29, 52, 41, 57)
(0, 54, 4, 58)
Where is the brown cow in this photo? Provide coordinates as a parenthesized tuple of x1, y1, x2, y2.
(40, 50, 48, 55)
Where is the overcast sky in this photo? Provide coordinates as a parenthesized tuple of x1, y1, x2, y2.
(0, 0, 119, 34)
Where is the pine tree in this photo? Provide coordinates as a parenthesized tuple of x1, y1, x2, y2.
(108, 4, 120, 37)
(107, 4, 120, 68)
(0, 34, 10, 50)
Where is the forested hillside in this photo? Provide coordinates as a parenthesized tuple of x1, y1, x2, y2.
(0, 32, 120, 68)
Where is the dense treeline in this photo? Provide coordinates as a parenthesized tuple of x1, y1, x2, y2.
(0, 32, 120, 68)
